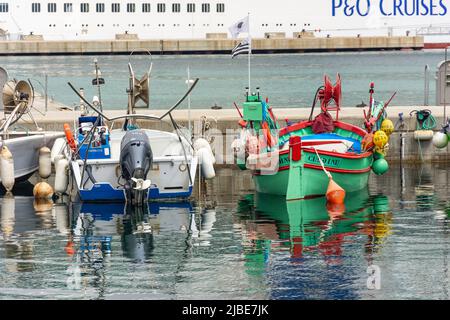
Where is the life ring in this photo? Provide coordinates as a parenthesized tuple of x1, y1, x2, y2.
(64, 123, 77, 151)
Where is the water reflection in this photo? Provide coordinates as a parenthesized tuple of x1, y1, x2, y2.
(237, 189, 393, 258)
(0, 195, 69, 274)
(63, 201, 217, 298)
(2, 165, 450, 299)
(235, 188, 393, 299)
(68, 202, 208, 261)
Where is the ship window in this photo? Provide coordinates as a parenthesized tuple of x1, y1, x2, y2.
(172, 3, 180, 12)
(216, 3, 225, 12)
(0, 3, 8, 12)
(127, 3, 135, 12)
(202, 3, 210, 12)
(142, 3, 151, 12)
(157, 3, 165, 12)
(48, 3, 56, 12)
(112, 3, 120, 12)
(31, 3, 41, 13)
(80, 3, 89, 13)
(96, 3, 105, 13)
(187, 3, 195, 13)
(64, 3, 73, 12)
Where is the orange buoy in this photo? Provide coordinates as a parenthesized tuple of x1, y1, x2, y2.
(326, 178, 346, 204)
(65, 241, 75, 255)
(64, 123, 77, 152)
(326, 201, 346, 220)
(361, 132, 374, 151)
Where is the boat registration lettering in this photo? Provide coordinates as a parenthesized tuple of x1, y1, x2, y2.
(307, 155, 341, 167)
(279, 156, 290, 166)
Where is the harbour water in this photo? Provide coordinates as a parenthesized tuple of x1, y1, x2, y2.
(0, 50, 446, 110)
(1, 163, 449, 300)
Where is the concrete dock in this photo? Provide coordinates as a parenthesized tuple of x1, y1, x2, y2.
(0, 36, 424, 55)
(16, 103, 450, 164)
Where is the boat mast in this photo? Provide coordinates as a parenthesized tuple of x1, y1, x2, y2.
(248, 12, 251, 91)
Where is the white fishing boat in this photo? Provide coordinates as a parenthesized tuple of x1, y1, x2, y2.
(0, 68, 64, 190)
(52, 59, 215, 203)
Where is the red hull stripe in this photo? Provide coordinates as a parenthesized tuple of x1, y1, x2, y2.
(279, 120, 367, 138)
(253, 164, 371, 175)
(303, 164, 371, 174)
(279, 148, 372, 159)
(424, 43, 450, 49)
(301, 140, 345, 146)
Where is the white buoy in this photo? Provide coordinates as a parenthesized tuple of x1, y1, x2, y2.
(53, 204, 69, 234)
(413, 130, 434, 141)
(194, 138, 216, 164)
(54, 156, 69, 195)
(231, 138, 245, 156)
(1, 195, 15, 237)
(196, 147, 215, 179)
(0, 146, 15, 192)
(33, 181, 54, 199)
(50, 137, 66, 164)
(200, 209, 217, 236)
(39, 146, 52, 179)
(433, 132, 449, 149)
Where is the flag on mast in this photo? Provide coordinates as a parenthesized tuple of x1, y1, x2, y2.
(228, 16, 249, 38)
(231, 38, 251, 58)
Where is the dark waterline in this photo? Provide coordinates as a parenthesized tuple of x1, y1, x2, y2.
(1, 163, 450, 300)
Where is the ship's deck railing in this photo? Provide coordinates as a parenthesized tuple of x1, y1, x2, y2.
(416, 26, 450, 35)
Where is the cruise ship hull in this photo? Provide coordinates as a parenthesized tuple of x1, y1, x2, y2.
(1, 0, 450, 45)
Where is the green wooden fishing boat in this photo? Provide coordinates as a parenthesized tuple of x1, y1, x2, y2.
(233, 75, 394, 201)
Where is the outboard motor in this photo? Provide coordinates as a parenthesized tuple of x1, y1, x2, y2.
(120, 130, 153, 204)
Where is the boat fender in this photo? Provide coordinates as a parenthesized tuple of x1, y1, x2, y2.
(53, 204, 69, 234)
(194, 138, 216, 164)
(1, 195, 15, 236)
(54, 155, 69, 195)
(432, 131, 449, 149)
(51, 137, 67, 164)
(196, 147, 215, 179)
(39, 147, 52, 179)
(231, 138, 246, 162)
(372, 158, 389, 175)
(413, 130, 434, 141)
(0, 146, 15, 193)
(200, 209, 217, 236)
(247, 135, 259, 155)
(33, 198, 53, 213)
(381, 119, 394, 136)
(33, 181, 54, 199)
(64, 123, 77, 152)
(361, 132, 374, 151)
(373, 130, 388, 148)
(326, 202, 346, 220)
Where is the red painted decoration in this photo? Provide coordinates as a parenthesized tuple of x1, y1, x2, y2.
(289, 136, 302, 161)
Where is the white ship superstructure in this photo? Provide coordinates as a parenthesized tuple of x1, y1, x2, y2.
(1, 0, 450, 43)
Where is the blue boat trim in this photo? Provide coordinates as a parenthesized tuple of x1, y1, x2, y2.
(78, 201, 193, 217)
(79, 183, 193, 202)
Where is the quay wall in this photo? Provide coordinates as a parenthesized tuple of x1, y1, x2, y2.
(0, 36, 424, 55)
(18, 105, 450, 164)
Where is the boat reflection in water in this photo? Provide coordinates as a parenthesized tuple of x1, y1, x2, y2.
(64, 201, 217, 296)
(0, 193, 69, 275)
(236, 188, 393, 297)
(71, 202, 180, 257)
